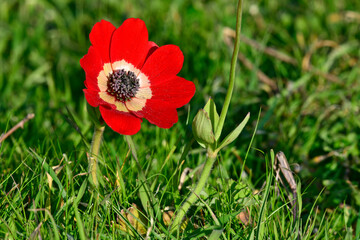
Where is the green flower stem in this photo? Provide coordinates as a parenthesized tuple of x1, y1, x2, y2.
(215, 0, 244, 140)
(172, 0, 243, 233)
(89, 125, 105, 188)
(171, 152, 217, 233)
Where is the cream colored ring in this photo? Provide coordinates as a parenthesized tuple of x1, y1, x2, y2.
(97, 60, 152, 113)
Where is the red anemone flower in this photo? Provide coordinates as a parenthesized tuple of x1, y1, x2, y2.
(80, 19, 195, 135)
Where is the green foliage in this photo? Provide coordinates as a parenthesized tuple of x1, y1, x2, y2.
(0, 0, 359, 239)
(217, 112, 249, 151)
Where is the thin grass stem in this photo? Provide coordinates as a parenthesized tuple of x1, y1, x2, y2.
(215, 0, 243, 140)
(170, 154, 217, 233)
(89, 125, 105, 188)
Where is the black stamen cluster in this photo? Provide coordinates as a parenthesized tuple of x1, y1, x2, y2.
(106, 69, 140, 102)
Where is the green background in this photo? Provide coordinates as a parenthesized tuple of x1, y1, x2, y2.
(1, 0, 359, 238)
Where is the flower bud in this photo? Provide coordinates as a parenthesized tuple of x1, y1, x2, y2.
(192, 109, 215, 148)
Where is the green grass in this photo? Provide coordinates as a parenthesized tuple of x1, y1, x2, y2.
(1, 0, 360, 238)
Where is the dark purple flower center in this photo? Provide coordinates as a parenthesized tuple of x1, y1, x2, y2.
(106, 69, 140, 102)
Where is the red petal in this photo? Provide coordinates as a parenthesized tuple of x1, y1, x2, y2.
(80, 46, 103, 91)
(150, 76, 195, 108)
(141, 45, 184, 83)
(89, 20, 116, 63)
(134, 99, 178, 129)
(99, 106, 142, 135)
(84, 89, 99, 107)
(83, 89, 113, 109)
(110, 18, 149, 69)
(144, 41, 158, 62)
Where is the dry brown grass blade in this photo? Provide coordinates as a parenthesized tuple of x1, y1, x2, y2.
(275, 151, 297, 221)
(223, 27, 341, 84)
(237, 52, 278, 91)
(223, 27, 297, 65)
(311, 151, 336, 164)
(178, 167, 193, 191)
(302, 40, 338, 71)
(29, 222, 42, 240)
(236, 207, 252, 226)
(0, 113, 35, 144)
(301, 39, 341, 84)
(223, 27, 278, 92)
(328, 11, 360, 23)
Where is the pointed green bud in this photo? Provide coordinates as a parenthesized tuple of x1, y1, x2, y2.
(192, 109, 215, 148)
(203, 98, 220, 138)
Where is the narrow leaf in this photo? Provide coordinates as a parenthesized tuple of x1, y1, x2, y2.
(256, 150, 274, 240)
(61, 106, 89, 147)
(74, 204, 88, 240)
(75, 180, 87, 204)
(208, 229, 223, 240)
(217, 112, 250, 150)
(45, 209, 61, 240)
(30, 149, 67, 199)
(125, 136, 161, 222)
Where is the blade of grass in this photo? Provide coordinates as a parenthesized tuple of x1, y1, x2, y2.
(255, 150, 275, 240)
(125, 135, 161, 222)
(28, 209, 60, 240)
(194, 192, 228, 240)
(29, 148, 67, 199)
(74, 204, 88, 240)
(208, 229, 224, 240)
(356, 209, 360, 240)
(240, 108, 261, 182)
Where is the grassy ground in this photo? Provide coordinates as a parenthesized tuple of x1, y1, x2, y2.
(1, 0, 360, 239)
